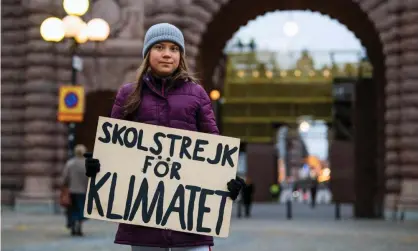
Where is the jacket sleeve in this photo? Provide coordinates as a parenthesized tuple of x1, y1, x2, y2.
(197, 86, 220, 135)
(110, 83, 133, 119)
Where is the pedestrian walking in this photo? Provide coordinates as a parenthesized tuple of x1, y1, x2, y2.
(61, 144, 89, 236)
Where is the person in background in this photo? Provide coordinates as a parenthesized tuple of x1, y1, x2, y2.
(238, 177, 254, 218)
(270, 183, 280, 202)
(62, 144, 88, 236)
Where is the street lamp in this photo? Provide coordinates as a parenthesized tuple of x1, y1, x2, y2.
(40, 0, 110, 158)
(209, 89, 222, 133)
(209, 90, 221, 101)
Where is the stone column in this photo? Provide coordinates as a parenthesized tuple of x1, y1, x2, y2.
(1, 0, 27, 205)
(399, 0, 418, 179)
(15, 0, 63, 213)
(286, 126, 305, 179)
(75, 0, 145, 92)
(145, 0, 214, 72)
(181, 0, 220, 70)
(383, 0, 403, 200)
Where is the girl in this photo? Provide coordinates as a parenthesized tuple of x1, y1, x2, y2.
(84, 23, 245, 251)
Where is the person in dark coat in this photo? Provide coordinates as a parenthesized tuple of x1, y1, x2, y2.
(238, 177, 255, 218)
(83, 23, 246, 251)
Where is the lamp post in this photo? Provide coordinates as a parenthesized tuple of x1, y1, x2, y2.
(209, 89, 222, 133)
(40, 0, 110, 158)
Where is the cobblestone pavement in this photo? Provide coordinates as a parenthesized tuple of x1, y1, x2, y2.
(2, 203, 418, 251)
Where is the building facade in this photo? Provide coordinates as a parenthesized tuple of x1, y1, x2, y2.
(2, 0, 418, 209)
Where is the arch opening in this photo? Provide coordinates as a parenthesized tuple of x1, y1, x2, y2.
(197, 0, 387, 218)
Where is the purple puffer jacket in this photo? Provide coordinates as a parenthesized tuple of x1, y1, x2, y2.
(111, 73, 219, 248)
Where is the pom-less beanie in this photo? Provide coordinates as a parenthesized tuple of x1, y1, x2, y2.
(142, 23, 185, 58)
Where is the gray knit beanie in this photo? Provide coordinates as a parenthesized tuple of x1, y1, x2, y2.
(142, 23, 185, 58)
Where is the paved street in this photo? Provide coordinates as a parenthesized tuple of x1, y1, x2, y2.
(2, 203, 418, 251)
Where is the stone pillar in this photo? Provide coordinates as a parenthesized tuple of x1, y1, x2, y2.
(383, 0, 403, 200)
(399, 0, 418, 179)
(181, 0, 219, 71)
(145, 0, 214, 72)
(246, 143, 277, 202)
(75, 0, 145, 92)
(1, 0, 27, 205)
(15, 0, 63, 213)
(286, 126, 305, 179)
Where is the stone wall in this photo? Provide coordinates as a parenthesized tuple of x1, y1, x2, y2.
(1, 0, 27, 204)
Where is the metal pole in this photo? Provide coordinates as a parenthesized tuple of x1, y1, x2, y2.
(335, 202, 341, 220)
(285, 126, 292, 219)
(67, 38, 79, 159)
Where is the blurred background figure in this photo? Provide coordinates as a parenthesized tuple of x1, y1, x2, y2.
(61, 144, 88, 236)
(270, 183, 280, 202)
(238, 177, 255, 218)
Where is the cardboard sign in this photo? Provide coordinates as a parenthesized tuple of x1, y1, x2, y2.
(84, 117, 240, 237)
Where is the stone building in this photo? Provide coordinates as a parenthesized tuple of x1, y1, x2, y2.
(2, 0, 418, 212)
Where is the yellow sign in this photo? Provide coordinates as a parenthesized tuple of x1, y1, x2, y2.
(58, 85, 85, 122)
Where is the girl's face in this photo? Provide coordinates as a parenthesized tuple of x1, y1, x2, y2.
(149, 42, 181, 77)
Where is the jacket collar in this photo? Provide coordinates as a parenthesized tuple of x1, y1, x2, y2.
(143, 72, 183, 98)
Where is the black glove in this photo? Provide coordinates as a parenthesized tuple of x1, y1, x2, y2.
(84, 152, 101, 177)
(227, 176, 246, 200)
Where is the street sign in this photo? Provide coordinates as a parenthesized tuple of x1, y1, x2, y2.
(58, 85, 85, 122)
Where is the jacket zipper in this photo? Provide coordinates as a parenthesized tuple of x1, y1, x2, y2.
(161, 79, 165, 97)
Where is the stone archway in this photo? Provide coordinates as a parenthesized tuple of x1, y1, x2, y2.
(185, 0, 418, 212)
(195, 0, 389, 210)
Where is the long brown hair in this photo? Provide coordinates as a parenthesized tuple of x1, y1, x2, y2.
(123, 51, 199, 118)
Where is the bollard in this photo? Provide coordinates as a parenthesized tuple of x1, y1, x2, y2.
(335, 202, 341, 220)
(286, 200, 292, 220)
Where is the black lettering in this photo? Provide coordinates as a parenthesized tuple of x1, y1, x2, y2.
(129, 179, 165, 225)
(214, 190, 229, 235)
(161, 184, 186, 230)
(193, 139, 208, 162)
(143, 155, 155, 173)
(123, 127, 137, 148)
(106, 173, 123, 220)
(145, 181, 165, 224)
(128, 178, 148, 221)
(154, 160, 170, 178)
(179, 136, 192, 159)
(185, 185, 201, 231)
(221, 145, 238, 167)
(136, 129, 148, 151)
(170, 162, 182, 180)
(166, 134, 182, 157)
(196, 188, 214, 233)
(87, 172, 111, 216)
(112, 124, 127, 146)
(123, 175, 136, 220)
(98, 122, 112, 143)
(150, 132, 166, 155)
(207, 143, 223, 165)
